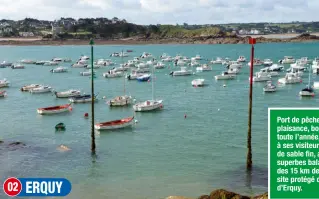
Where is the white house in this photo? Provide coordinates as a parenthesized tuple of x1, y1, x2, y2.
(52, 25, 62, 36)
(19, 32, 35, 37)
(250, 29, 260, 35)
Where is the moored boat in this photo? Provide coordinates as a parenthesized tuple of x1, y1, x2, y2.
(43, 61, 59, 66)
(278, 73, 302, 84)
(69, 94, 98, 103)
(20, 60, 36, 64)
(80, 70, 95, 76)
(37, 104, 72, 115)
(94, 116, 135, 130)
(21, 84, 41, 91)
(169, 67, 193, 76)
(133, 100, 163, 112)
(11, 64, 25, 69)
(103, 71, 123, 78)
(108, 95, 133, 106)
(196, 64, 212, 72)
(50, 67, 68, 73)
(54, 90, 81, 98)
(215, 72, 235, 80)
(0, 79, 10, 88)
(30, 86, 52, 94)
(263, 81, 276, 92)
(191, 79, 205, 87)
(0, 61, 13, 67)
(0, 90, 6, 97)
(237, 56, 246, 62)
(137, 74, 151, 82)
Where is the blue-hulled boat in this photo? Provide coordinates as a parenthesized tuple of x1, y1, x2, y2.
(137, 74, 151, 82)
(69, 94, 98, 103)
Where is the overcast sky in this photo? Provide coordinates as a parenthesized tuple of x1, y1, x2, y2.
(0, 0, 317, 24)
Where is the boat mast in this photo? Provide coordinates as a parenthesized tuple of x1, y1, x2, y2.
(152, 63, 155, 100)
(122, 49, 126, 95)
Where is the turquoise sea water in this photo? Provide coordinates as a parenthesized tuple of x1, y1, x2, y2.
(1, 43, 319, 199)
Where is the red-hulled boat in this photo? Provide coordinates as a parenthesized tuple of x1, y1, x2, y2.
(94, 116, 134, 130)
(37, 104, 72, 115)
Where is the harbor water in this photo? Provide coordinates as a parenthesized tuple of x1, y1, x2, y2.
(1, 43, 319, 199)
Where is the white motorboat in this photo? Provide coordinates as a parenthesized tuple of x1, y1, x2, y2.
(263, 59, 273, 66)
(0, 90, 6, 97)
(30, 86, 52, 94)
(21, 84, 42, 91)
(146, 60, 157, 66)
(237, 56, 246, 62)
(154, 62, 165, 69)
(137, 63, 149, 69)
(0, 61, 13, 67)
(251, 72, 271, 82)
(35, 61, 46, 65)
(54, 90, 81, 98)
(228, 61, 242, 69)
(162, 57, 173, 62)
(20, 60, 36, 64)
(190, 61, 200, 67)
(50, 67, 68, 73)
(227, 68, 240, 74)
(52, 58, 63, 62)
(268, 64, 284, 72)
(86, 64, 101, 69)
(110, 52, 120, 57)
(0, 79, 10, 88)
(278, 73, 302, 84)
(119, 52, 129, 57)
(191, 79, 205, 87)
(300, 57, 312, 64)
(126, 72, 147, 80)
(260, 67, 279, 77)
(222, 58, 231, 65)
(248, 59, 263, 66)
(80, 70, 95, 76)
(169, 67, 193, 76)
(141, 52, 153, 59)
(196, 64, 212, 72)
(192, 55, 202, 60)
(175, 60, 186, 66)
(160, 53, 170, 59)
(72, 63, 87, 68)
(79, 55, 90, 60)
(11, 64, 25, 69)
(279, 56, 295, 64)
(103, 70, 123, 78)
(43, 61, 59, 66)
(108, 95, 133, 106)
(263, 81, 277, 92)
(211, 57, 223, 64)
(215, 72, 235, 80)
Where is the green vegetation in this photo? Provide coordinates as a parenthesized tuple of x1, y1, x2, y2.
(0, 18, 319, 39)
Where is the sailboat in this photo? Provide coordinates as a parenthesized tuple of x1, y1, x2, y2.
(107, 50, 133, 106)
(299, 65, 315, 97)
(133, 64, 163, 112)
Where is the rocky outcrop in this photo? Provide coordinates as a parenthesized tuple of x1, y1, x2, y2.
(0, 141, 26, 150)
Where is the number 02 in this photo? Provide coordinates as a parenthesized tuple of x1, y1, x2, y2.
(7, 182, 18, 192)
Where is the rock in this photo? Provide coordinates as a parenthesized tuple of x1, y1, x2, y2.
(166, 196, 193, 199)
(209, 189, 250, 199)
(254, 193, 268, 199)
(198, 195, 210, 199)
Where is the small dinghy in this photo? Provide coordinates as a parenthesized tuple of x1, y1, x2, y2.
(54, 90, 81, 98)
(69, 94, 98, 103)
(103, 71, 123, 78)
(137, 74, 151, 82)
(72, 63, 87, 68)
(263, 81, 276, 92)
(11, 64, 25, 69)
(0, 79, 10, 88)
(0, 90, 6, 97)
(30, 86, 52, 94)
(94, 116, 135, 130)
(21, 84, 42, 91)
(43, 61, 59, 66)
(50, 67, 68, 73)
(37, 104, 72, 115)
(191, 79, 205, 87)
(55, 123, 66, 131)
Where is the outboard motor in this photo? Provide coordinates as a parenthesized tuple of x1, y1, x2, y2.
(50, 69, 53, 73)
(279, 60, 283, 64)
(127, 75, 131, 80)
(169, 71, 174, 76)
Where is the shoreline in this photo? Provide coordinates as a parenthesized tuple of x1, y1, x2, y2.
(0, 33, 318, 46)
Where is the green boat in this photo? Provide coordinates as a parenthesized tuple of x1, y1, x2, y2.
(55, 123, 66, 131)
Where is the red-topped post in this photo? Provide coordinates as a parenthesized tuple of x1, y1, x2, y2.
(247, 37, 256, 170)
